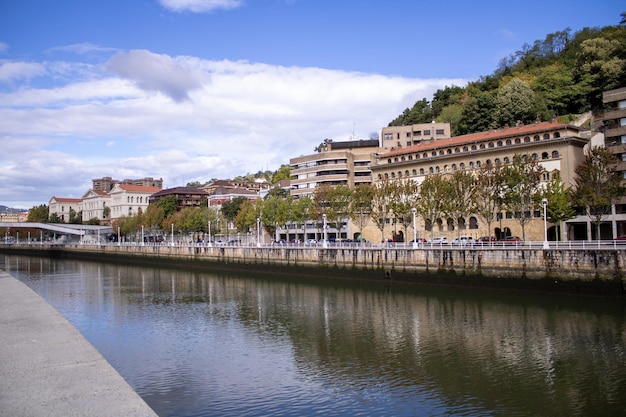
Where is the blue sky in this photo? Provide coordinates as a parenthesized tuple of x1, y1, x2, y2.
(0, 0, 623, 209)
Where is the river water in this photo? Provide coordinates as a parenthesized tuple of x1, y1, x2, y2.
(2, 255, 625, 417)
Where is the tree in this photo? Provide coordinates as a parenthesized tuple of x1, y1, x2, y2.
(501, 154, 545, 240)
(27, 204, 48, 222)
(474, 163, 505, 239)
(573, 146, 625, 240)
(416, 174, 447, 240)
(370, 179, 394, 242)
(541, 172, 576, 240)
(493, 78, 538, 128)
(349, 184, 374, 241)
(389, 179, 420, 242)
(261, 194, 292, 239)
(271, 165, 292, 184)
(221, 196, 249, 224)
(156, 195, 178, 218)
(235, 199, 260, 234)
(457, 91, 495, 135)
(442, 171, 477, 236)
(325, 185, 353, 237)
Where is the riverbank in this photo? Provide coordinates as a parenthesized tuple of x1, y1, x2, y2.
(1, 243, 625, 297)
(0, 269, 157, 417)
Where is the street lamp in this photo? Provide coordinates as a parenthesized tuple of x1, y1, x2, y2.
(141, 225, 144, 246)
(117, 226, 120, 246)
(322, 214, 328, 248)
(208, 220, 212, 247)
(411, 208, 418, 249)
(171, 223, 174, 247)
(542, 198, 549, 249)
(257, 217, 261, 247)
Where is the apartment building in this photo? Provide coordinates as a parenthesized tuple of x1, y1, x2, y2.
(289, 139, 380, 198)
(381, 122, 451, 149)
(149, 186, 209, 208)
(91, 176, 163, 192)
(372, 119, 589, 241)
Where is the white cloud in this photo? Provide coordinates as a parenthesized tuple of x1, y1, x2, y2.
(0, 50, 468, 207)
(46, 43, 119, 56)
(159, 0, 244, 13)
(0, 61, 46, 83)
(0, 43, 8, 53)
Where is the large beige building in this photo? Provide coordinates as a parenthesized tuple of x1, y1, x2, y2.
(372, 119, 589, 241)
(381, 121, 451, 149)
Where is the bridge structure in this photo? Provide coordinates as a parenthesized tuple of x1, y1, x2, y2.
(0, 222, 113, 243)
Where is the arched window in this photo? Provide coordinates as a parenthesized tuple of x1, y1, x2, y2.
(471, 145, 477, 151)
(504, 157, 510, 164)
(415, 154, 420, 159)
(532, 153, 538, 160)
(554, 132, 561, 138)
(444, 165, 449, 172)
(432, 151, 437, 157)
(420, 168, 425, 175)
(469, 161, 475, 169)
(489, 142, 495, 148)
(429, 167, 434, 174)
(460, 162, 465, 169)
(476, 160, 482, 168)
(495, 158, 501, 164)
(412, 169, 417, 175)
(497, 141, 503, 147)
(486, 159, 492, 165)
(401, 156, 405, 161)
(542, 152, 549, 160)
(435, 166, 440, 173)
(447, 218, 454, 231)
(391, 172, 396, 178)
(425, 219, 432, 232)
(552, 150, 560, 158)
(452, 164, 457, 170)
(405, 170, 410, 176)
(458, 217, 466, 230)
(378, 174, 382, 179)
(515, 138, 521, 144)
(447, 149, 452, 154)
(506, 139, 512, 145)
(397, 171, 403, 178)
(469, 217, 478, 229)
(463, 146, 469, 152)
(480, 143, 486, 149)
(384, 173, 389, 179)
(455, 148, 460, 153)
(408, 155, 413, 160)
(543, 133, 550, 139)
(423, 152, 428, 158)
(394, 157, 399, 162)
(439, 150, 445, 156)
(534, 135, 540, 141)
(387, 159, 392, 163)
(524, 136, 530, 142)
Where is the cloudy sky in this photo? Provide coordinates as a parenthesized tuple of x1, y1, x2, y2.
(0, 0, 623, 209)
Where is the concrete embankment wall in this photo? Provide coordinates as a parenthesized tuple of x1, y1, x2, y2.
(2, 244, 625, 296)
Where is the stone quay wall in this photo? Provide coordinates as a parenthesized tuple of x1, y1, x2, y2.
(2, 244, 625, 296)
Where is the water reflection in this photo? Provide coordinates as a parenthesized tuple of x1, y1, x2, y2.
(3, 255, 625, 417)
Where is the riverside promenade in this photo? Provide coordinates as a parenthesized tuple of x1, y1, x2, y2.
(0, 270, 157, 417)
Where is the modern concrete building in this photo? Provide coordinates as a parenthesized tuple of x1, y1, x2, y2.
(91, 176, 163, 192)
(289, 139, 380, 198)
(381, 121, 451, 149)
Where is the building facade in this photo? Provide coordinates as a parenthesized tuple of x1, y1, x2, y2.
(109, 184, 161, 220)
(48, 197, 83, 222)
(289, 139, 380, 198)
(381, 122, 451, 149)
(149, 186, 209, 209)
(81, 189, 110, 224)
(91, 176, 163, 192)
(371, 120, 589, 241)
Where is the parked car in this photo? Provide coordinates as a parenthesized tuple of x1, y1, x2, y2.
(500, 236, 523, 243)
(478, 236, 497, 242)
(451, 236, 474, 245)
(431, 237, 448, 244)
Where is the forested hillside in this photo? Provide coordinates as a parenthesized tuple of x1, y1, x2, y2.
(389, 14, 626, 135)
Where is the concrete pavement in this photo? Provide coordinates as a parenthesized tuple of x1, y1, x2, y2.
(0, 270, 158, 417)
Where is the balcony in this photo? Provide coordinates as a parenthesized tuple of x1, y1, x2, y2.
(605, 125, 626, 139)
(604, 107, 626, 121)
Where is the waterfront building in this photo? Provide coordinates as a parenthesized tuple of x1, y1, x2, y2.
(381, 121, 451, 149)
(372, 119, 589, 241)
(48, 197, 83, 223)
(202, 179, 265, 207)
(109, 184, 160, 220)
(81, 189, 110, 224)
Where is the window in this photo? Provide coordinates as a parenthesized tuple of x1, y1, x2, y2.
(542, 152, 549, 160)
(424, 129, 431, 136)
(378, 174, 382, 179)
(432, 151, 437, 157)
(423, 152, 428, 158)
(506, 139, 512, 145)
(495, 158, 501, 164)
(405, 170, 410, 176)
(420, 168, 425, 175)
(543, 133, 550, 139)
(436, 129, 444, 135)
(387, 159, 392, 163)
(397, 171, 402, 178)
(532, 153, 538, 160)
(463, 146, 469, 152)
(391, 172, 396, 178)
(554, 132, 560, 138)
(515, 138, 521, 144)
(480, 144, 486, 149)
(429, 167, 434, 173)
(552, 150, 559, 158)
(469, 162, 475, 169)
(407, 141, 411, 147)
(406, 132, 411, 138)
(436, 166, 440, 173)
(414, 130, 421, 136)
(401, 156, 406, 161)
(486, 159, 492, 165)
(439, 150, 444, 156)
(452, 164, 457, 170)
(455, 148, 460, 153)
(504, 157, 510, 164)
(447, 149, 452, 154)
(444, 165, 449, 172)
(469, 217, 478, 229)
(471, 145, 477, 151)
(460, 163, 465, 169)
(412, 169, 417, 175)
(534, 135, 540, 141)
(497, 141, 503, 147)
(489, 142, 494, 148)
(408, 155, 413, 160)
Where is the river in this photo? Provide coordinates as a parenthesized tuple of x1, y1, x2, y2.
(2, 255, 625, 416)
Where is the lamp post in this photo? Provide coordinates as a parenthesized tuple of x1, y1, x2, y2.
(256, 217, 261, 247)
(542, 198, 549, 249)
(171, 223, 174, 247)
(117, 226, 120, 246)
(322, 214, 328, 248)
(208, 220, 212, 247)
(411, 208, 418, 249)
(141, 225, 144, 246)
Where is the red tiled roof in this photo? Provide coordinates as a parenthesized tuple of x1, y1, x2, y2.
(381, 120, 578, 157)
(51, 197, 82, 203)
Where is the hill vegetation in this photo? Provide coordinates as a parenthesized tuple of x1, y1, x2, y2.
(389, 14, 626, 135)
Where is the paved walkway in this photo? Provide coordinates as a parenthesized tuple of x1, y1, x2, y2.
(0, 270, 157, 417)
